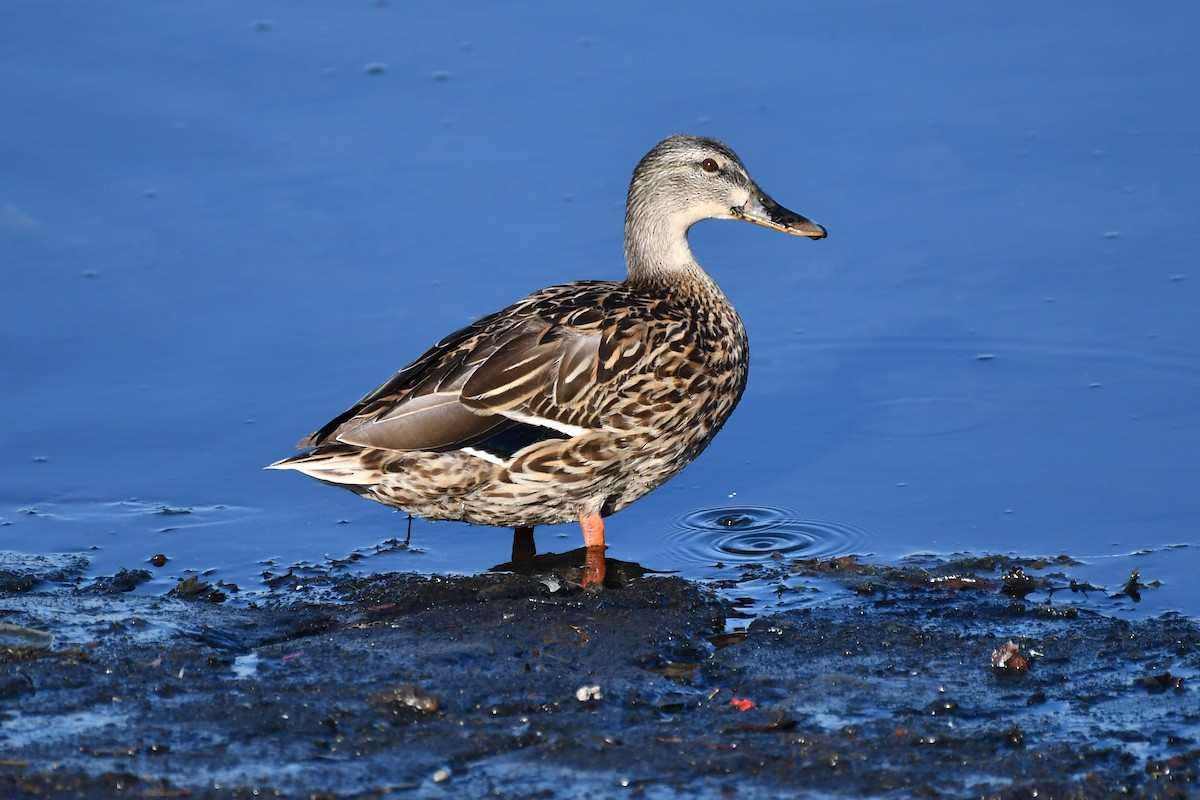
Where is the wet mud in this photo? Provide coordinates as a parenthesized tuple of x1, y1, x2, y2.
(1, 553, 1197, 799)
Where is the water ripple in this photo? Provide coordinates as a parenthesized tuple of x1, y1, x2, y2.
(662, 505, 873, 567)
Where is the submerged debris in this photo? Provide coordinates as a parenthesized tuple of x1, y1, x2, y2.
(93, 568, 152, 593)
(1120, 569, 1145, 602)
(575, 684, 602, 702)
(369, 684, 440, 714)
(0, 622, 53, 655)
(154, 505, 192, 516)
(1139, 672, 1186, 693)
(722, 708, 796, 734)
(1001, 566, 1038, 599)
(991, 640, 1029, 673)
(170, 575, 212, 600)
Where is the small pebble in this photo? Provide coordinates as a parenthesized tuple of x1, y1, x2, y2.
(991, 640, 1029, 672)
(575, 685, 602, 702)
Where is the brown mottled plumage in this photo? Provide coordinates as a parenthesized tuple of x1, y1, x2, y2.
(268, 135, 825, 585)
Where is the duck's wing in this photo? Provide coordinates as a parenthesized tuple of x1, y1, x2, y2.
(300, 282, 641, 456)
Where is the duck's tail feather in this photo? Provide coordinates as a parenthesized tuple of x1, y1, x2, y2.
(265, 446, 382, 486)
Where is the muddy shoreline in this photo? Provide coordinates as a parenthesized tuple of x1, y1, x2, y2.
(2, 554, 1197, 799)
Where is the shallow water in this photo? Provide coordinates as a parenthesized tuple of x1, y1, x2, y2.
(3, 3, 1198, 618)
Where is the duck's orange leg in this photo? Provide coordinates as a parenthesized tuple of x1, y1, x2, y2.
(579, 514, 606, 588)
(511, 526, 536, 562)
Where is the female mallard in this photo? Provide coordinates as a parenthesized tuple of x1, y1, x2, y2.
(269, 135, 825, 586)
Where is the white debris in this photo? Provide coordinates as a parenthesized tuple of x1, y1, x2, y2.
(575, 685, 602, 702)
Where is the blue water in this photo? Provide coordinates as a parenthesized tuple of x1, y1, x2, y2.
(3, 2, 1198, 617)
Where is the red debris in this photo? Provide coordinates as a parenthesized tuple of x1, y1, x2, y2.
(729, 697, 756, 712)
(991, 640, 1028, 672)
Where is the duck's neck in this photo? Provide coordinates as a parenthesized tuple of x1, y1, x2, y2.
(623, 205, 720, 298)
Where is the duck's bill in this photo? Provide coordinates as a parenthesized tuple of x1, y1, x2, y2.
(732, 192, 827, 239)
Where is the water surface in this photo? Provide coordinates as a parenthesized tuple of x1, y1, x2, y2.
(3, 2, 1198, 618)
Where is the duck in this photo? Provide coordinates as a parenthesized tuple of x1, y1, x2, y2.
(268, 134, 825, 586)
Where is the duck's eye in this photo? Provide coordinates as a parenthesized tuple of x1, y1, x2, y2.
(700, 158, 719, 174)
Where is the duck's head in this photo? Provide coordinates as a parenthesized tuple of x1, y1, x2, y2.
(625, 134, 825, 280)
